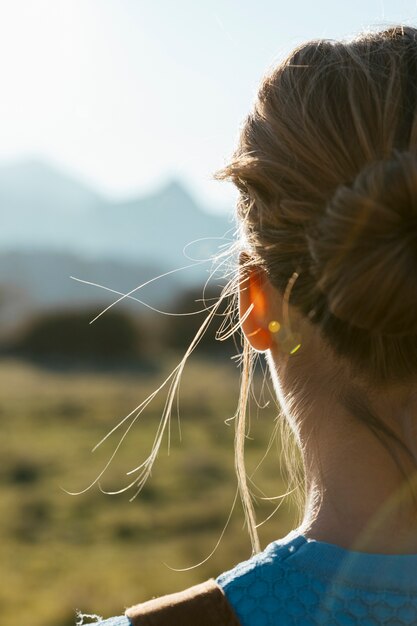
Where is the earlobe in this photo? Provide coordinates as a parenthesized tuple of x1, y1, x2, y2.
(239, 266, 273, 352)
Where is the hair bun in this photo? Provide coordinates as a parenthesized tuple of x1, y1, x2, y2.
(308, 150, 417, 335)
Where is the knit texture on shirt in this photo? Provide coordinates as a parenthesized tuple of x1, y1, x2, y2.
(216, 530, 417, 626)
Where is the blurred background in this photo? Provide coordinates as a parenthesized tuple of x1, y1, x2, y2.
(2, 2, 417, 624)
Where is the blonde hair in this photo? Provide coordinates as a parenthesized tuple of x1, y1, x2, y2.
(215, 24, 417, 552)
(89, 25, 417, 558)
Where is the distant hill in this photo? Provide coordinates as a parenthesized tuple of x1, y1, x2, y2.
(0, 158, 234, 267)
(0, 249, 184, 340)
(0, 158, 235, 338)
(0, 248, 176, 306)
(96, 179, 234, 266)
(0, 158, 104, 246)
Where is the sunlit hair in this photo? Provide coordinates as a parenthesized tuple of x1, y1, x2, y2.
(74, 24, 417, 557)
(214, 24, 417, 551)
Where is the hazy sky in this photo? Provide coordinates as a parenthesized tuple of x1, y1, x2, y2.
(2, 0, 417, 212)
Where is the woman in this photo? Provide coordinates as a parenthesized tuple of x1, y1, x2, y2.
(85, 24, 417, 625)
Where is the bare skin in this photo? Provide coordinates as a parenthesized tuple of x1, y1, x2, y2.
(239, 264, 417, 555)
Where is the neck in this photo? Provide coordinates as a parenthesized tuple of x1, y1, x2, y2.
(269, 318, 417, 554)
(298, 400, 417, 554)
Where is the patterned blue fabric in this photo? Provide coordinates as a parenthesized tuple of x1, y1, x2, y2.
(84, 530, 417, 625)
(216, 529, 417, 625)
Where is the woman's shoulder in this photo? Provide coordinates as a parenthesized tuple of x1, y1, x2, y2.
(216, 530, 306, 591)
(215, 531, 313, 624)
(75, 532, 306, 626)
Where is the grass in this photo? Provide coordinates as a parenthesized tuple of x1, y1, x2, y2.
(1, 354, 299, 626)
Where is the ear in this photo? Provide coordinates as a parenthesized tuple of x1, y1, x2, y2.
(239, 263, 275, 352)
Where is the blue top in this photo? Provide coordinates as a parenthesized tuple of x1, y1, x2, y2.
(89, 529, 417, 625)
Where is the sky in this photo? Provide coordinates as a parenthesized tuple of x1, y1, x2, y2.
(2, 0, 417, 213)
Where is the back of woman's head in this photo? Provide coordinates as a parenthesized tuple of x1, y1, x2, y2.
(218, 25, 417, 386)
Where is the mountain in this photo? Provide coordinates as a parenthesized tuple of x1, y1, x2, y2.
(95, 180, 234, 267)
(0, 158, 234, 269)
(0, 158, 105, 246)
(0, 158, 103, 210)
(0, 158, 235, 337)
(0, 249, 184, 340)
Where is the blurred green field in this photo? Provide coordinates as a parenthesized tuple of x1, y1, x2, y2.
(1, 355, 299, 626)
